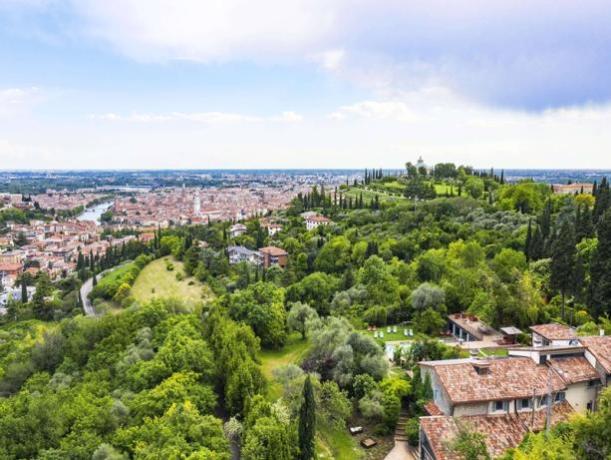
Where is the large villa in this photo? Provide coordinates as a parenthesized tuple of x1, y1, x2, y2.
(418, 323, 610, 459)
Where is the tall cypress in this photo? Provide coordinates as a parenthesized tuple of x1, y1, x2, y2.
(589, 208, 611, 318)
(298, 375, 316, 460)
(525, 219, 533, 261)
(550, 220, 576, 320)
(21, 278, 28, 303)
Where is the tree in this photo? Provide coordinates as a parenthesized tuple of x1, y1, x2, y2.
(226, 282, 287, 348)
(298, 376, 316, 460)
(287, 302, 319, 339)
(550, 220, 576, 320)
(31, 273, 55, 321)
(589, 209, 611, 317)
(411, 283, 445, 311)
(21, 277, 28, 303)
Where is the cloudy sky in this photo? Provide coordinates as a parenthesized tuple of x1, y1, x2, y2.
(1, 0, 611, 169)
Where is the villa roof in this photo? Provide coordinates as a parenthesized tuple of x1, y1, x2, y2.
(421, 357, 566, 403)
(420, 401, 574, 460)
(530, 323, 576, 341)
(579, 336, 611, 373)
(259, 246, 288, 256)
(549, 356, 600, 384)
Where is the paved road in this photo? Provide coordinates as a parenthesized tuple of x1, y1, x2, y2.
(80, 264, 126, 316)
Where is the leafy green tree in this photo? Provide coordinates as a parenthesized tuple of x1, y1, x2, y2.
(287, 302, 319, 339)
(226, 282, 287, 348)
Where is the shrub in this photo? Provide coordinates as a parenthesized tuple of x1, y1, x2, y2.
(405, 418, 420, 446)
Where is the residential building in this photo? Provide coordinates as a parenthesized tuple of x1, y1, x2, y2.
(229, 223, 247, 238)
(304, 214, 331, 231)
(227, 245, 262, 266)
(259, 246, 288, 269)
(418, 323, 610, 459)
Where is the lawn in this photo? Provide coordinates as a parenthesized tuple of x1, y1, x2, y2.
(258, 334, 372, 458)
(131, 256, 213, 308)
(479, 347, 509, 357)
(259, 332, 311, 400)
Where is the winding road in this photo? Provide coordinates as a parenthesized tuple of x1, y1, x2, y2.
(80, 263, 127, 317)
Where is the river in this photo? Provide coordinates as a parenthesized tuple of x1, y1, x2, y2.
(77, 201, 113, 225)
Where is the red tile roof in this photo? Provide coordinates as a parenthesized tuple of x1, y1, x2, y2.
(549, 356, 600, 384)
(579, 336, 611, 373)
(259, 246, 288, 256)
(422, 357, 566, 403)
(530, 323, 576, 341)
(420, 401, 574, 460)
(423, 401, 444, 416)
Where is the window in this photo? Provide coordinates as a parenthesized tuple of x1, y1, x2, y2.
(520, 398, 532, 410)
(538, 396, 549, 407)
(493, 401, 507, 412)
(554, 392, 566, 403)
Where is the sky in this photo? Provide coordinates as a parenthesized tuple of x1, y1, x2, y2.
(1, 0, 611, 170)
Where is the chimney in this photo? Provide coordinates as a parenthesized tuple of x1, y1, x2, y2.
(471, 358, 491, 375)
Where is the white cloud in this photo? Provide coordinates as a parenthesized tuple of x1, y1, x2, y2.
(329, 100, 420, 122)
(70, 0, 339, 62)
(89, 110, 303, 124)
(310, 49, 345, 71)
(0, 87, 40, 105)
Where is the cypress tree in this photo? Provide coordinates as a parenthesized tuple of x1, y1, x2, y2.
(530, 225, 544, 261)
(298, 375, 316, 460)
(76, 251, 84, 270)
(525, 219, 533, 261)
(21, 278, 28, 303)
(589, 208, 611, 317)
(550, 220, 576, 320)
(540, 199, 553, 243)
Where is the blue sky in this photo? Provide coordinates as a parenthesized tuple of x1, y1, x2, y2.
(1, 0, 611, 169)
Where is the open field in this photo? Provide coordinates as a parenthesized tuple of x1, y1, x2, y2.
(131, 256, 213, 307)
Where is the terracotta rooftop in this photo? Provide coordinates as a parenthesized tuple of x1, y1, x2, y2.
(579, 336, 611, 373)
(421, 357, 566, 403)
(258, 246, 288, 256)
(420, 401, 574, 460)
(549, 356, 600, 385)
(530, 323, 576, 341)
(423, 401, 444, 416)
